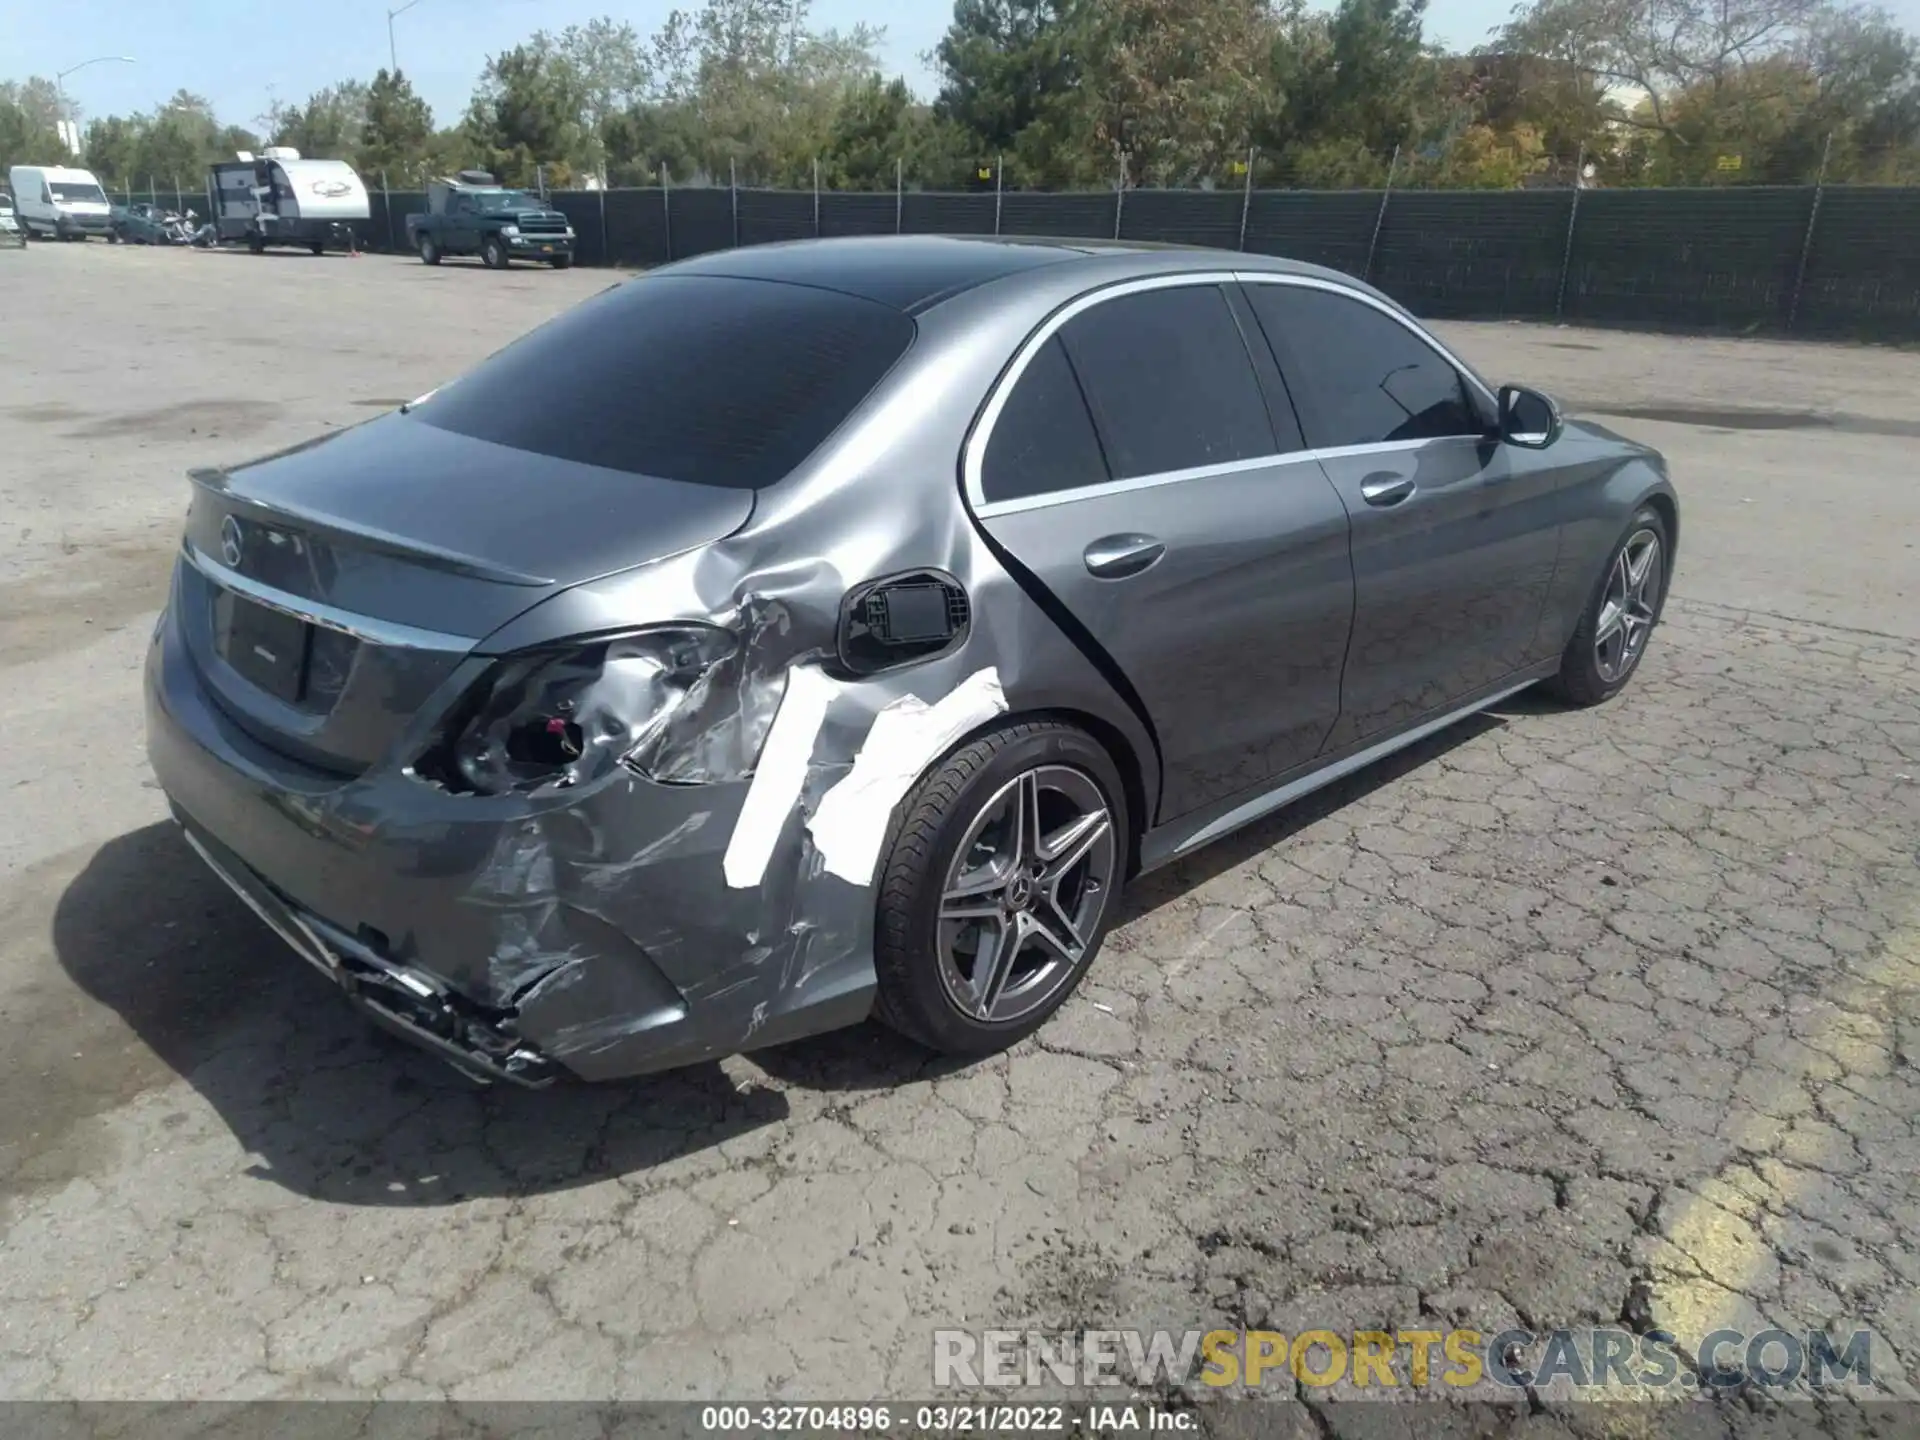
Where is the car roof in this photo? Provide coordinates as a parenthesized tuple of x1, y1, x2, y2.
(655, 233, 1380, 314)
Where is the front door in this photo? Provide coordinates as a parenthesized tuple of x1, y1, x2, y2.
(1243, 280, 1564, 747)
(448, 193, 478, 252)
(967, 281, 1355, 822)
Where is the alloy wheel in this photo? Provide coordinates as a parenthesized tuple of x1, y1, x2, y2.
(935, 765, 1116, 1025)
(1594, 527, 1662, 683)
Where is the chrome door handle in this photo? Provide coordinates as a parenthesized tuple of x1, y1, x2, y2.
(1360, 473, 1417, 507)
(1083, 533, 1166, 579)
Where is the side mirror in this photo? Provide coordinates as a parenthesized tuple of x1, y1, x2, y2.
(1499, 385, 1563, 449)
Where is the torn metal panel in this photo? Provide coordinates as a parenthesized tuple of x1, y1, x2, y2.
(809, 667, 1010, 885)
(724, 663, 836, 889)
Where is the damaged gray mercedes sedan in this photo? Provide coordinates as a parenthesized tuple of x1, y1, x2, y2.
(144, 234, 1678, 1087)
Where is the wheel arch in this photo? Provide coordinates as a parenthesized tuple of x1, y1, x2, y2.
(1021, 706, 1148, 879)
(1640, 484, 1679, 581)
(889, 703, 1150, 884)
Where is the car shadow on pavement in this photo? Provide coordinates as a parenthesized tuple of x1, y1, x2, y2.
(51, 821, 791, 1207)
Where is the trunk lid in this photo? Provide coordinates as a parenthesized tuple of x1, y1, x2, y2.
(178, 413, 754, 775)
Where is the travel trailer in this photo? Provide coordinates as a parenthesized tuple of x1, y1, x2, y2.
(207, 147, 370, 254)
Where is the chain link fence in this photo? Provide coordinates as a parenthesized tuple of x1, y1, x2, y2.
(111, 159, 1920, 342)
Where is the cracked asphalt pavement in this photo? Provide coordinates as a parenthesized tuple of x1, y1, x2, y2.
(1, 246, 1917, 1427)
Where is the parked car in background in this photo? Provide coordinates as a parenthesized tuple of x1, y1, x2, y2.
(111, 202, 196, 245)
(406, 170, 575, 269)
(0, 193, 23, 247)
(144, 236, 1680, 1090)
(8, 165, 114, 240)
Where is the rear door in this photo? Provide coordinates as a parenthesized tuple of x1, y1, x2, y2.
(967, 278, 1354, 823)
(1243, 279, 1563, 748)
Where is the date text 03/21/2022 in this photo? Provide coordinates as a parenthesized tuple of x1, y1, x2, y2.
(699, 1404, 1196, 1432)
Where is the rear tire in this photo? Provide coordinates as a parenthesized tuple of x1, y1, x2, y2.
(417, 234, 439, 265)
(1546, 505, 1671, 707)
(872, 720, 1128, 1056)
(480, 236, 507, 269)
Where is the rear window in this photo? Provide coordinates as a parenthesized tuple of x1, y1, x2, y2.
(411, 275, 915, 489)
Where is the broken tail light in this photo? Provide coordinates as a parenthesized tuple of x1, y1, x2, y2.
(415, 624, 783, 795)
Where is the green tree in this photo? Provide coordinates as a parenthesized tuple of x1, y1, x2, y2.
(1, 79, 66, 174)
(597, 0, 891, 185)
(465, 44, 590, 184)
(1262, 0, 1435, 164)
(689, 0, 885, 184)
(358, 68, 433, 181)
(932, 0, 1081, 157)
(602, 100, 705, 184)
(1071, 0, 1281, 186)
(1497, 0, 1920, 183)
(264, 81, 368, 159)
(130, 92, 226, 189)
(543, 18, 653, 146)
(79, 114, 145, 186)
(820, 75, 919, 188)
(935, 0, 1286, 188)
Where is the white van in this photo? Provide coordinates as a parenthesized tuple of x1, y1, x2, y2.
(9, 165, 114, 241)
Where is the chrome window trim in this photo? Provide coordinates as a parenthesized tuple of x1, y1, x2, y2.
(964, 268, 1499, 519)
(980, 448, 1346, 519)
(182, 541, 478, 654)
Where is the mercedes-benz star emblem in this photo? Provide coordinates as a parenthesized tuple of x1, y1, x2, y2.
(220, 515, 244, 568)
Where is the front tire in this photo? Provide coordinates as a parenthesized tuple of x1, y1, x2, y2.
(1546, 505, 1670, 707)
(551, 254, 573, 269)
(872, 721, 1128, 1056)
(480, 236, 507, 269)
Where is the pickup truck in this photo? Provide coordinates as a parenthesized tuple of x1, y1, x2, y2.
(405, 171, 575, 270)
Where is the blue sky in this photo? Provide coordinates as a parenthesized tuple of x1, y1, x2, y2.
(13, 0, 1920, 132)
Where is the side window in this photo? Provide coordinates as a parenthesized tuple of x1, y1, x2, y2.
(980, 337, 1109, 503)
(1247, 285, 1485, 448)
(1058, 285, 1276, 479)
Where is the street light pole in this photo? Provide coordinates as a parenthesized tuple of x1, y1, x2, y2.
(387, 0, 425, 74)
(54, 55, 135, 151)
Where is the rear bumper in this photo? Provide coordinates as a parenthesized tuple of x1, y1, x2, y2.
(142, 575, 878, 1083)
(177, 817, 563, 1087)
